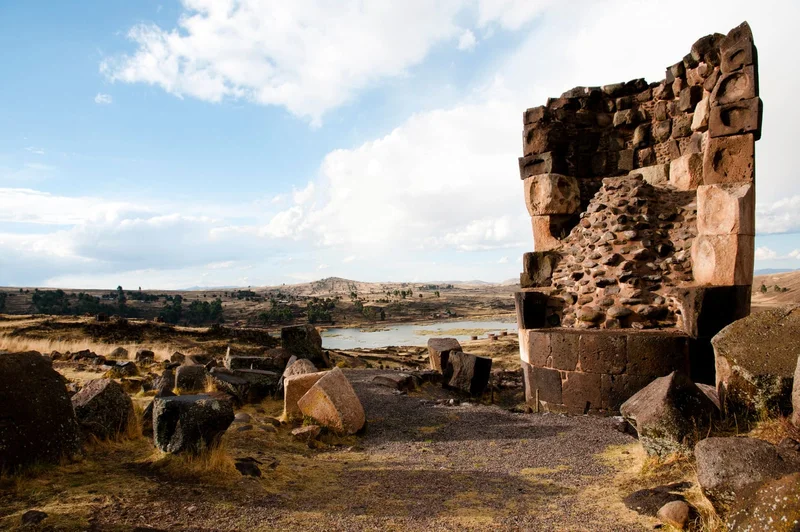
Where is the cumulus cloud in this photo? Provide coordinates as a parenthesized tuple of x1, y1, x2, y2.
(94, 93, 113, 105)
(100, 0, 551, 124)
(755, 246, 778, 261)
(756, 196, 800, 234)
(458, 30, 477, 51)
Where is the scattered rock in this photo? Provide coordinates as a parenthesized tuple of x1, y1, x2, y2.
(623, 482, 690, 516)
(621, 372, 717, 457)
(291, 425, 321, 443)
(135, 349, 155, 365)
(427, 338, 462, 373)
(0, 351, 81, 471)
(106, 361, 139, 378)
(175, 365, 207, 393)
(152, 395, 234, 454)
(281, 325, 328, 367)
(71, 378, 135, 440)
(372, 373, 415, 392)
(694, 436, 800, 512)
(234, 412, 251, 423)
(297, 367, 365, 435)
(657, 500, 690, 530)
(234, 457, 262, 477)
(170, 352, 185, 364)
(108, 347, 129, 360)
(444, 352, 492, 396)
(21, 510, 48, 526)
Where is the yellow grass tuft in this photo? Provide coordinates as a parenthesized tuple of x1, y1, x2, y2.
(145, 442, 239, 484)
(0, 333, 176, 362)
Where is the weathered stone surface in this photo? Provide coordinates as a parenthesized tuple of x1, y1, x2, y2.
(711, 65, 757, 106)
(523, 174, 580, 216)
(283, 358, 318, 380)
(691, 234, 754, 286)
(668, 153, 703, 190)
(657, 500, 690, 530)
(520, 251, 560, 288)
(626, 333, 690, 377)
(514, 291, 549, 329)
(620, 371, 717, 457)
(713, 306, 800, 417)
(726, 473, 800, 531)
(297, 367, 365, 435)
(531, 216, 562, 251)
(283, 371, 327, 421)
(550, 331, 579, 370)
(695, 436, 800, 513)
(170, 352, 185, 364)
(673, 285, 751, 339)
(372, 373, 415, 392)
(281, 325, 327, 367)
(793, 355, 800, 427)
(518, 152, 567, 179)
(291, 425, 321, 443)
(427, 337, 462, 372)
(106, 361, 138, 378)
(135, 349, 155, 364)
(225, 354, 282, 372)
(709, 97, 761, 139)
(678, 86, 703, 112)
(578, 333, 626, 374)
(108, 347, 129, 359)
(444, 351, 492, 396)
(702, 133, 754, 185)
(601, 374, 653, 410)
(175, 365, 207, 392)
(154, 368, 176, 397)
(0, 351, 81, 471)
(522, 361, 562, 406)
(631, 164, 669, 186)
(696, 183, 754, 235)
(152, 395, 234, 454)
(720, 22, 755, 74)
(519, 330, 549, 366)
(691, 96, 709, 132)
(71, 378, 134, 440)
(559, 371, 601, 413)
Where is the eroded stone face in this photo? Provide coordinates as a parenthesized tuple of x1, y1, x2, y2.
(691, 234, 754, 286)
(697, 183, 755, 236)
(523, 173, 580, 216)
(703, 134, 754, 185)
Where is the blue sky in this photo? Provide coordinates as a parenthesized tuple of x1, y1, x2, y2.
(1, 0, 799, 289)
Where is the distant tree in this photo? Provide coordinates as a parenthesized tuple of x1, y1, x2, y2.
(774, 285, 782, 292)
(434, 291, 440, 298)
(0, 292, 7, 312)
(760, 284, 768, 293)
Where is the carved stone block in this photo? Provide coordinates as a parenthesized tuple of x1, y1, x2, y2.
(691, 234, 754, 286)
(697, 183, 755, 236)
(524, 174, 580, 216)
(703, 134, 754, 185)
(708, 97, 761, 139)
(711, 65, 757, 106)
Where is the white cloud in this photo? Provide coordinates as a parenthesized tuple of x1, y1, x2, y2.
(318, 263, 328, 270)
(342, 255, 357, 263)
(25, 146, 45, 155)
(756, 196, 800, 234)
(100, 0, 551, 124)
(94, 93, 113, 105)
(497, 256, 509, 264)
(458, 30, 477, 51)
(755, 246, 778, 261)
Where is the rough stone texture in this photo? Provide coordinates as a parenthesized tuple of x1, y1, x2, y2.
(427, 338, 462, 372)
(793, 355, 800, 427)
(174, 364, 207, 393)
(209, 368, 279, 405)
(696, 183, 755, 236)
(712, 65, 757, 106)
(444, 351, 492, 396)
(530, 215, 563, 251)
(713, 306, 800, 417)
(518, 152, 568, 179)
(71, 378, 134, 440)
(372, 373, 415, 392)
(708, 97, 762, 139)
(297, 367, 366, 435)
(632, 164, 670, 186)
(691, 234, 754, 286)
(283, 371, 327, 421)
(620, 372, 717, 457)
(514, 291, 550, 329)
(524, 173, 580, 215)
(0, 351, 81, 471)
(720, 22, 755, 74)
(657, 501, 690, 530)
(135, 349, 154, 364)
(152, 395, 234, 454)
(702, 133, 754, 185)
(726, 473, 800, 531)
(668, 153, 703, 190)
(695, 437, 800, 513)
(520, 251, 560, 288)
(283, 358, 318, 379)
(224, 354, 283, 372)
(281, 325, 327, 368)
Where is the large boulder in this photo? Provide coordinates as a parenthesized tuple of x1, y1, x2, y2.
(283, 371, 327, 421)
(726, 472, 800, 531)
(175, 365, 207, 392)
(0, 351, 81, 470)
(427, 338, 462, 372)
(281, 325, 327, 367)
(444, 351, 492, 396)
(154, 369, 176, 397)
(152, 395, 234, 454)
(712, 306, 800, 417)
(135, 349, 155, 365)
(694, 437, 800, 512)
(209, 368, 279, 404)
(297, 367, 365, 434)
(71, 378, 135, 440)
(620, 372, 718, 457)
(108, 347, 129, 360)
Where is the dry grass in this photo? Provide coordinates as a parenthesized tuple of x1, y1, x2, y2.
(0, 333, 178, 361)
(144, 443, 239, 484)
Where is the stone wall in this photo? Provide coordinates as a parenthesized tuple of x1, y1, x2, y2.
(516, 22, 760, 412)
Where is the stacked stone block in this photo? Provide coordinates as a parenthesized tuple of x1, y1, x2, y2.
(516, 22, 760, 413)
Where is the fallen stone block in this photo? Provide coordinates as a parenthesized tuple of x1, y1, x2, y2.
(523, 173, 580, 216)
(283, 371, 327, 421)
(372, 373, 415, 392)
(281, 325, 328, 367)
(224, 355, 281, 372)
(620, 372, 718, 457)
(713, 305, 800, 417)
(170, 352, 185, 364)
(427, 337, 462, 372)
(106, 361, 138, 378)
(711, 65, 757, 106)
(71, 378, 135, 440)
(708, 97, 761, 139)
(152, 395, 234, 454)
(297, 367, 365, 435)
(691, 234, 754, 286)
(668, 154, 703, 190)
(702, 133, 754, 185)
(135, 349, 155, 364)
(444, 351, 492, 396)
(174, 365, 207, 393)
(726, 473, 800, 530)
(657, 501, 690, 530)
(695, 436, 800, 513)
(697, 183, 754, 236)
(0, 351, 82, 471)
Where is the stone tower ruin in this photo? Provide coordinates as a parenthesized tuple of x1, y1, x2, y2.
(514, 22, 760, 414)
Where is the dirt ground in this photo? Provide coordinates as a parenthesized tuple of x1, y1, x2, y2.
(1, 368, 669, 532)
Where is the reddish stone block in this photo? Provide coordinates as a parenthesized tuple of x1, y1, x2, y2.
(720, 22, 755, 74)
(514, 291, 549, 330)
(578, 333, 627, 374)
(697, 183, 755, 236)
(691, 234, 754, 286)
(550, 331, 579, 371)
(518, 152, 567, 180)
(562, 371, 602, 413)
(523, 174, 580, 216)
(703, 134, 754, 185)
(519, 330, 550, 367)
(522, 361, 562, 405)
(521, 251, 560, 288)
(626, 333, 689, 377)
(711, 65, 757, 106)
(708, 97, 761, 139)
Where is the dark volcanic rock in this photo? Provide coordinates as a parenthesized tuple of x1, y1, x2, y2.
(152, 395, 234, 454)
(281, 325, 327, 367)
(0, 351, 81, 471)
(174, 365, 207, 392)
(71, 378, 135, 440)
(427, 338, 462, 373)
(726, 472, 800, 531)
(444, 351, 492, 396)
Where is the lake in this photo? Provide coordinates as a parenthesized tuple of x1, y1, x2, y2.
(320, 319, 518, 349)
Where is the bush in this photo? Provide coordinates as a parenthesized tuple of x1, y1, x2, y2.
(0, 292, 6, 312)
